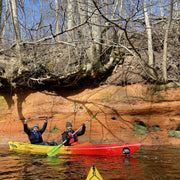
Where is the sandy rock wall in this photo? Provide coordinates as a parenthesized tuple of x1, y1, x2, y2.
(0, 84, 180, 145)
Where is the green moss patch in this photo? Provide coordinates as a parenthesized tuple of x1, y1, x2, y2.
(132, 121, 150, 135)
(152, 125, 160, 132)
(120, 126, 127, 130)
(167, 124, 180, 138)
(0, 96, 5, 102)
(167, 129, 180, 138)
(51, 125, 58, 133)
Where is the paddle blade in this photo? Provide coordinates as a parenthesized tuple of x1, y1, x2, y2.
(92, 112, 98, 119)
(47, 144, 63, 157)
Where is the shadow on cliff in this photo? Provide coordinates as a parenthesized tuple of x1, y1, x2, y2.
(0, 90, 15, 109)
(0, 88, 36, 123)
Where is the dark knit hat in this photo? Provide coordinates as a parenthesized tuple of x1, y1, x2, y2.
(66, 122, 72, 128)
(33, 124, 39, 129)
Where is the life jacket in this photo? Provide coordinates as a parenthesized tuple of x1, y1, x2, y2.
(68, 131, 78, 145)
(29, 131, 43, 144)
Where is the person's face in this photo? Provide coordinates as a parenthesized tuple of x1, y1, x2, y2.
(33, 127, 39, 132)
(67, 126, 72, 131)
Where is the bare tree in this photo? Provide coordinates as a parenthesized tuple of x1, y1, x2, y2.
(159, 0, 164, 18)
(55, 0, 61, 41)
(67, 0, 75, 42)
(90, 0, 101, 65)
(77, 0, 91, 39)
(35, 0, 43, 40)
(1, 0, 9, 45)
(0, 0, 178, 89)
(143, 0, 154, 71)
(9, 0, 21, 41)
(8, 0, 22, 64)
(0, 0, 2, 30)
(8, 0, 21, 42)
(162, 0, 174, 83)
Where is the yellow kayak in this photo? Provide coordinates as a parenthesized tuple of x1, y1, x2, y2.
(86, 165, 103, 180)
(9, 141, 141, 155)
(8, 141, 70, 155)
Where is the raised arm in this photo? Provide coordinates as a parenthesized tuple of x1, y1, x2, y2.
(39, 119, 47, 134)
(24, 120, 31, 135)
(77, 124, 86, 136)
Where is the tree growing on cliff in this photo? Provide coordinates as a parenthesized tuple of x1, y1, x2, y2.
(0, 0, 179, 90)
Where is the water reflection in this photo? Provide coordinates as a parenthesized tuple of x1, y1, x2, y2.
(65, 155, 143, 179)
(0, 145, 180, 179)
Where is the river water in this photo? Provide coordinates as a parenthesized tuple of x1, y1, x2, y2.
(0, 144, 180, 180)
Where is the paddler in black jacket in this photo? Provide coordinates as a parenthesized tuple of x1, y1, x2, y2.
(62, 122, 86, 146)
(24, 117, 58, 146)
(24, 118, 47, 144)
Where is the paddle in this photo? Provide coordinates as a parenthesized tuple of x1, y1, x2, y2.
(14, 115, 53, 121)
(47, 112, 98, 157)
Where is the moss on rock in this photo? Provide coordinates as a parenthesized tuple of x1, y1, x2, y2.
(167, 129, 180, 138)
(132, 121, 150, 135)
(152, 125, 160, 132)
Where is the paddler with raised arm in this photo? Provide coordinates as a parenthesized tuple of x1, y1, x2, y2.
(62, 121, 86, 146)
(24, 117, 58, 146)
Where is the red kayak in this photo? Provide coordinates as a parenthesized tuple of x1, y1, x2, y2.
(67, 142, 141, 156)
(9, 141, 141, 156)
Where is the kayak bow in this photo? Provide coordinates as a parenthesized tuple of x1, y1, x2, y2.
(86, 165, 103, 180)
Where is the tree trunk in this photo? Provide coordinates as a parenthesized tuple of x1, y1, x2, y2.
(0, 0, 2, 30)
(55, 0, 61, 41)
(1, 0, 9, 45)
(159, 0, 164, 18)
(20, 0, 24, 39)
(36, 0, 43, 39)
(78, 0, 91, 39)
(143, 0, 154, 71)
(8, 0, 21, 41)
(67, 0, 75, 42)
(174, 1, 179, 18)
(118, 0, 124, 43)
(162, 0, 174, 83)
(90, 0, 102, 69)
(8, 0, 22, 65)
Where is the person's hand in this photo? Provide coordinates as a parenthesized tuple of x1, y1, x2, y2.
(45, 117, 48, 122)
(24, 119, 27, 124)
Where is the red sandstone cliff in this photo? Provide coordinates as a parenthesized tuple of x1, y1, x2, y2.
(0, 84, 180, 145)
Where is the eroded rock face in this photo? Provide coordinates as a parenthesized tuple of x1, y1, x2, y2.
(0, 84, 180, 145)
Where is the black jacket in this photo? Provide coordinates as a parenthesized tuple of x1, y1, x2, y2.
(24, 121, 47, 144)
(62, 125, 86, 146)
